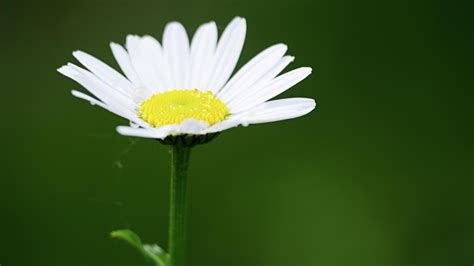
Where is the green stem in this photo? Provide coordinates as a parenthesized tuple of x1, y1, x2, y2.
(169, 145, 191, 266)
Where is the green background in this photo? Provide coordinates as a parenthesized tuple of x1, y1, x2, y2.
(0, 0, 472, 265)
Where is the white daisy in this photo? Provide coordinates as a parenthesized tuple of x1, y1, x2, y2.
(58, 17, 315, 144)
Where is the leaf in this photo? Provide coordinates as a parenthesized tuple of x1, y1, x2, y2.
(111, 229, 169, 266)
(144, 244, 171, 266)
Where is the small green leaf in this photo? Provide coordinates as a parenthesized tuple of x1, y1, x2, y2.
(144, 244, 170, 266)
(110, 229, 144, 251)
(111, 229, 169, 266)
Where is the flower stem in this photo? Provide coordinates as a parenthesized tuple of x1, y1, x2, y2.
(169, 145, 191, 266)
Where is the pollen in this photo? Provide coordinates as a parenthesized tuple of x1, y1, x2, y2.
(139, 89, 230, 128)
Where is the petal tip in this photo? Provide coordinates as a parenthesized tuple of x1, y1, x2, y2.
(240, 18, 247, 28)
(57, 65, 72, 75)
(57, 65, 67, 72)
(72, 50, 83, 57)
(230, 16, 246, 27)
(70, 90, 85, 98)
(274, 43, 288, 52)
(126, 34, 140, 42)
(116, 126, 128, 135)
(165, 21, 185, 30)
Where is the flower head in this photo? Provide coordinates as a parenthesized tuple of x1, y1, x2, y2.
(58, 17, 315, 142)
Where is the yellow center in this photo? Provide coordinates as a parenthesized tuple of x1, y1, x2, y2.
(139, 89, 229, 128)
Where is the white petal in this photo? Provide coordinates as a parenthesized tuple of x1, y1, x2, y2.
(179, 119, 210, 133)
(110, 42, 142, 86)
(58, 64, 141, 124)
(217, 43, 287, 102)
(117, 125, 172, 139)
(126, 35, 163, 90)
(205, 17, 246, 93)
(163, 22, 191, 89)
(190, 21, 217, 90)
(228, 67, 312, 113)
(71, 89, 108, 110)
(117, 119, 208, 139)
(140, 35, 173, 91)
(203, 98, 315, 133)
(202, 115, 245, 133)
(225, 55, 294, 111)
(70, 90, 148, 127)
(73, 51, 133, 94)
(243, 98, 316, 124)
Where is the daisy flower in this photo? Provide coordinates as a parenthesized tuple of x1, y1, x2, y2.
(59, 17, 317, 266)
(58, 17, 315, 143)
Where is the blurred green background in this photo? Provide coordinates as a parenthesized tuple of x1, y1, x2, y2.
(0, 0, 472, 265)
